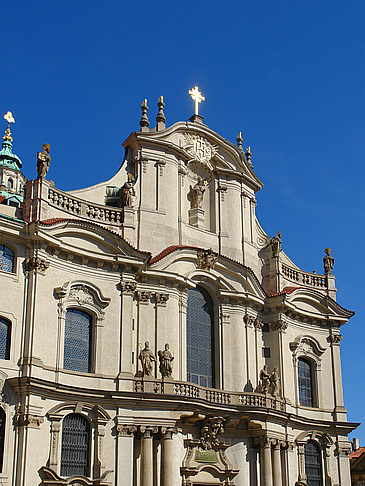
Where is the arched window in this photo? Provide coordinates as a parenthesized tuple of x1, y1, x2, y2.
(0, 318, 11, 360)
(298, 358, 314, 406)
(304, 441, 323, 486)
(60, 413, 90, 477)
(186, 286, 215, 388)
(0, 245, 14, 273)
(7, 179, 13, 192)
(0, 408, 5, 472)
(63, 309, 92, 373)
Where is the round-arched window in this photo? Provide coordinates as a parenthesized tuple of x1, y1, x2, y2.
(60, 413, 90, 477)
(186, 286, 215, 388)
(298, 358, 314, 407)
(63, 309, 92, 373)
(304, 440, 323, 486)
(0, 245, 14, 273)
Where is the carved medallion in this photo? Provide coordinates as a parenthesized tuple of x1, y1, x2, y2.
(184, 133, 218, 166)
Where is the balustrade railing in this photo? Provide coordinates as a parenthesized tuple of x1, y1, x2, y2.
(133, 378, 285, 411)
(47, 186, 123, 225)
(281, 264, 326, 288)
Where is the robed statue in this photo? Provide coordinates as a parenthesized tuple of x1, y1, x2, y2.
(37, 143, 51, 180)
(120, 175, 136, 208)
(323, 248, 334, 275)
(190, 177, 206, 209)
(158, 343, 174, 378)
(139, 341, 156, 376)
(260, 365, 270, 393)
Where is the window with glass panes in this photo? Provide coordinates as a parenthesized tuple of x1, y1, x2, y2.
(298, 358, 313, 407)
(0, 318, 10, 360)
(305, 441, 323, 486)
(186, 286, 214, 388)
(60, 413, 90, 477)
(0, 245, 14, 273)
(63, 309, 92, 373)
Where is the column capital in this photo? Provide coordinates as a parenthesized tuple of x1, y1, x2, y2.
(117, 424, 138, 437)
(139, 425, 159, 438)
(120, 280, 137, 294)
(160, 426, 179, 439)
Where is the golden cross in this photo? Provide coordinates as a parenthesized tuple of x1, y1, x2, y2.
(189, 86, 205, 115)
(4, 111, 15, 129)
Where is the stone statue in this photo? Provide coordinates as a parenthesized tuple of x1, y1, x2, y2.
(323, 248, 334, 275)
(139, 341, 156, 376)
(270, 367, 280, 396)
(120, 177, 136, 208)
(260, 365, 270, 394)
(158, 343, 174, 378)
(36, 143, 51, 180)
(190, 177, 206, 209)
(271, 231, 282, 257)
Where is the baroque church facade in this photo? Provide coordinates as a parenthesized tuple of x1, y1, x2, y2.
(0, 93, 358, 486)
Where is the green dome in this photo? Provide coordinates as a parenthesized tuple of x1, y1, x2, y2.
(0, 140, 22, 171)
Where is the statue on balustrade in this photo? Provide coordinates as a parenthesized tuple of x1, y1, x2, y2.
(260, 365, 270, 394)
(120, 174, 136, 208)
(271, 231, 282, 257)
(139, 341, 156, 376)
(37, 143, 51, 180)
(270, 367, 280, 396)
(158, 343, 174, 378)
(190, 176, 206, 209)
(323, 248, 334, 275)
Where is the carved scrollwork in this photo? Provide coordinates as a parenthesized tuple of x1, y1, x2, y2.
(116, 425, 137, 437)
(14, 413, 44, 428)
(197, 248, 218, 270)
(154, 293, 169, 305)
(200, 416, 225, 451)
(120, 280, 137, 294)
(24, 256, 49, 273)
(271, 318, 288, 332)
(329, 334, 342, 345)
(135, 290, 151, 303)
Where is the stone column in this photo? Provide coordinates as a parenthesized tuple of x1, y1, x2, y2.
(261, 438, 273, 486)
(272, 441, 282, 486)
(140, 426, 157, 486)
(161, 427, 176, 486)
(115, 424, 137, 486)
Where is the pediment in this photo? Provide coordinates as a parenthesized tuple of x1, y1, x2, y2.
(124, 121, 263, 191)
(283, 288, 354, 323)
(37, 219, 149, 263)
(148, 245, 266, 301)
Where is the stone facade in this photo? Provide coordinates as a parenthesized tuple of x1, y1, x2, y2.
(0, 104, 357, 486)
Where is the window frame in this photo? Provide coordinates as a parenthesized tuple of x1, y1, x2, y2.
(186, 284, 217, 389)
(0, 244, 15, 274)
(0, 318, 11, 361)
(298, 357, 315, 407)
(304, 440, 323, 486)
(60, 413, 91, 478)
(0, 407, 5, 474)
(63, 308, 94, 374)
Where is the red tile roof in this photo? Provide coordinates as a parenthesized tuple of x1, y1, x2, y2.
(350, 447, 365, 459)
(0, 196, 6, 204)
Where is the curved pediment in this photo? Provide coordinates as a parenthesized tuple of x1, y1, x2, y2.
(281, 287, 354, 324)
(36, 219, 150, 263)
(148, 245, 266, 302)
(124, 121, 263, 192)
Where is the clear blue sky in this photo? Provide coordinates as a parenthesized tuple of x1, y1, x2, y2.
(2, 1, 365, 441)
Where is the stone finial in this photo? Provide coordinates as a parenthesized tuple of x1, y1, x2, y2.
(37, 143, 51, 180)
(236, 131, 243, 150)
(156, 96, 166, 130)
(245, 146, 253, 168)
(323, 248, 334, 275)
(139, 99, 150, 131)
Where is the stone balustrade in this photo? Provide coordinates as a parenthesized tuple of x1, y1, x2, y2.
(133, 377, 285, 411)
(47, 186, 123, 225)
(281, 263, 326, 289)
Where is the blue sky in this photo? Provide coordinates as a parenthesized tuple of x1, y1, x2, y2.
(2, 1, 365, 441)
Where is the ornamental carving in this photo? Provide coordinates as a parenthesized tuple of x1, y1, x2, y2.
(270, 231, 282, 257)
(184, 133, 218, 166)
(197, 248, 218, 270)
(254, 318, 264, 329)
(244, 314, 255, 327)
(271, 318, 288, 332)
(135, 290, 151, 303)
(24, 256, 49, 273)
(154, 293, 169, 305)
(200, 416, 225, 451)
(120, 281, 137, 294)
(116, 425, 137, 437)
(69, 285, 94, 305)
(329, 334, 342, 345)
(14, 413, 44, 428)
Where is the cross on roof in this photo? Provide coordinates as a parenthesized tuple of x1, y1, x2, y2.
(189, 86, 205, 116)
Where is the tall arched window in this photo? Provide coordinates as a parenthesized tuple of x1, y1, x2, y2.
(0, 408, 5, 472)
(298, 358, 314, 407)
(60, 413, 90, 477)
(304, 441, 323, 486)
(7, 179, 13, 192)
(63, 309, 92, 373)
(186, 286, 215, 388)
(0, 318, 11, 360)
(0, 245, 14, 273)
